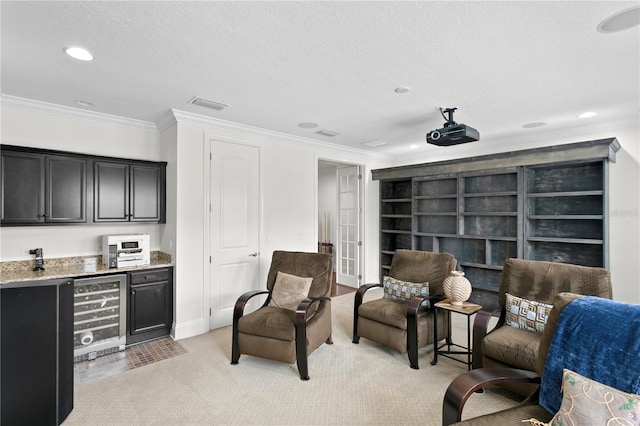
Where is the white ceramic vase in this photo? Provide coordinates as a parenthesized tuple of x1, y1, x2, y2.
(443, 271, 472, 306)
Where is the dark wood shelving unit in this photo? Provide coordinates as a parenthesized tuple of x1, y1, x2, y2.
(373, 138, 620, 309)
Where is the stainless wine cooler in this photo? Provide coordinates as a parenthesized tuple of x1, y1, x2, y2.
(73, 274, 127, 362)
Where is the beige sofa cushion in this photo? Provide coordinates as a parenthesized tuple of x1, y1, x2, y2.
(482, 325, 541, 371)
(358, 298, 428, 330)
(238, 306, 295, 341)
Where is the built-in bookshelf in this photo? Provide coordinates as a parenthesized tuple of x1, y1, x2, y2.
(373, 138, 620, 308)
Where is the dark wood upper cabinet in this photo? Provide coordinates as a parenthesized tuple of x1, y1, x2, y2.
(94, 161, 164, 223)
(94, 161, 130, 222)
(1, 151, 45, 223)
(46, 155, 86, 223)
(130, 164, 162, 222)
(1, 151, 86, 224)
(1, 145, 165, 226)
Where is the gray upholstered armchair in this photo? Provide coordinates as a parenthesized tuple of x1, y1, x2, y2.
(231, 250, 333, 380)
(353, 249, 457, 369)
(472, 258, 612, 396)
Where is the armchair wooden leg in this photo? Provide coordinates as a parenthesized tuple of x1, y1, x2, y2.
(295, 321, 310, 380)
(231, 328, 240, 365)
(407, 313, 419, 369)
(326, 335, 333, 345)
(296, 339, 309, 380)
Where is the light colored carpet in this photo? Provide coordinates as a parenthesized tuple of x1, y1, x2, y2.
(64, 290, 520, 425)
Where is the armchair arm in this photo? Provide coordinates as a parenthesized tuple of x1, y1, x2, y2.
(406, 294, 443, 369)
(442, 367, 541, 426)
(295, 296, 332, 380)
(295, 296, 331, 325)
(353, 283, 383, 343)
(231, 289, 270, 364)
(233, 290, 270, 323)
(471, 306, 502, 369)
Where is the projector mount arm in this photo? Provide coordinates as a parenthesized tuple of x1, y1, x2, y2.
(440, 107, 458, 127)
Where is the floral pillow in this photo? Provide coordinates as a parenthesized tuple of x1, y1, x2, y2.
(382, 276, 429, 302)
(505, 292, 553, 333)
(524, 369, 640, 426)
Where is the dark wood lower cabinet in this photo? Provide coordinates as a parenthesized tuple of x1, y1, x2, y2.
(127, 267, 173, 345)
(1, 279, 74, 426)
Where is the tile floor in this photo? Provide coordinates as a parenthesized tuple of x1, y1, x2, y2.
(74, 337, 187, 386)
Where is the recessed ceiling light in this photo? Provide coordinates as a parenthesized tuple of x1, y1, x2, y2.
(74, 100, 94, 107)
(597, 5, 640, 33)
(394, 87, 410, 94)
(578, 111, 597, 119)
(522, 122, 546, 128)
(64, 46, 93, 61)
(298, 122, 319, 129)
(409, 145, 419, 149)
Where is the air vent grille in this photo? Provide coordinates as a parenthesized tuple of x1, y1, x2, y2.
(316, 129, 340, 137)
(189, 97, 229, 111)
(363, 139, 390, 147)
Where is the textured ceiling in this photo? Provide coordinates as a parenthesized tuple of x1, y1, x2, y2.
(1, 1, 638, 158)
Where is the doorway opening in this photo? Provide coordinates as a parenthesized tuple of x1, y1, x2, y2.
(318, 160, 364, 293)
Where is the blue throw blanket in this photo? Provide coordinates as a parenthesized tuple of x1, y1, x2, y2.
(539, 296, 640, 414)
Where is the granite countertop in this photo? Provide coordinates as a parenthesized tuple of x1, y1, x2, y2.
(0, 251, 173, 285)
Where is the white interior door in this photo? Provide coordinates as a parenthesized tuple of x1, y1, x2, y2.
(337, 166, 361, 287)
(209, 139, 260, 329)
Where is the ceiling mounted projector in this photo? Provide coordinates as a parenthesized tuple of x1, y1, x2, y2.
(426, 107, 480, 146)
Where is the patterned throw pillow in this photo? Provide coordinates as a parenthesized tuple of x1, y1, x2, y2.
(524, 369, 640, 426)
(382, 276, 429, 302)
(505, 293, 553, 333)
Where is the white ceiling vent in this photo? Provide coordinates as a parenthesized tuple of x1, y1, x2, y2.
(189, 96, 229, 111)
(362, 139, 390, 147)
(316, 129, 340, 137)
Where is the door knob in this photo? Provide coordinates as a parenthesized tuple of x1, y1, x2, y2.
(249, 252, 258, 257)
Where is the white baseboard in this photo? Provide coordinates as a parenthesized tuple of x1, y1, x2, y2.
(172, 318, 208, 340)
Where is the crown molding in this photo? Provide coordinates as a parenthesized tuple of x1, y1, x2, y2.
(167, 109, 388, 159)
(1, 95, 158, 131)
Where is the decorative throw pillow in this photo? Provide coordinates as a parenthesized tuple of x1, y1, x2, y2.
(268, 271, 313, 311)
(382, 276, 429, 302)
(505, 293, 553, 333)
(523, 369, 640, 426)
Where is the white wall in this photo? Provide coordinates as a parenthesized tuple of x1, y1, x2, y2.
(169, 112, 388, 339)
(0, 105, 166, 260)
(392, 124, 640, 304)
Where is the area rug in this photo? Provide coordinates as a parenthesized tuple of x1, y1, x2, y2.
(64, 290, 519, 425)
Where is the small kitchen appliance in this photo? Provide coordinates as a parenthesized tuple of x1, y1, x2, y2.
(102, 234, 150, 268)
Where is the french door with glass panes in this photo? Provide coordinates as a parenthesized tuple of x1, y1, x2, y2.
(337, 166, 361, 287)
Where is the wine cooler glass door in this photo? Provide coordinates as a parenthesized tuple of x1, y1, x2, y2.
(73, 274, 126, 360)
